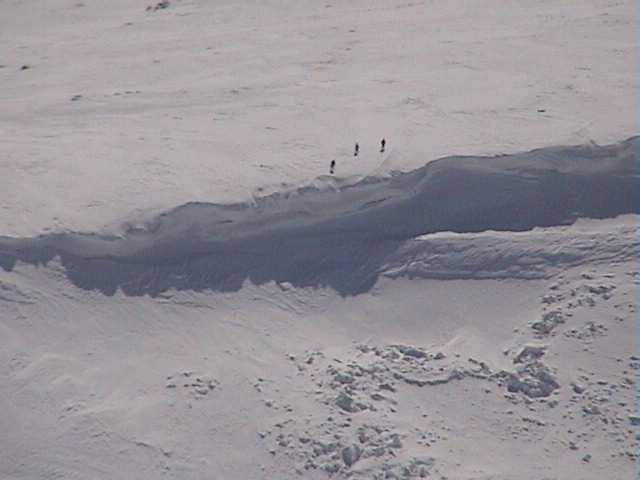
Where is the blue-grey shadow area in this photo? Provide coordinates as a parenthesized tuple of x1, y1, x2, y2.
(1, 137, 638, 296)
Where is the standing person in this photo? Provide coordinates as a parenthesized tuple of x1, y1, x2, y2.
(330, 160, 336, 175)
(380, 138, 386, 153)
(354, 142, 359, 157)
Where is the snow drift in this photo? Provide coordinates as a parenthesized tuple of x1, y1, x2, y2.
(1, 137, 637, 296)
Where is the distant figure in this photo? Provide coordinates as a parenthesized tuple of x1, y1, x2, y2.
(330, 160, 336, 175)
(354, 142, 359, 157)
(380, 138, 386, 153)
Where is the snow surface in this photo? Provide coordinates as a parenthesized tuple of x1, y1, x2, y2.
(0, 1, 638, 479)
(1, 216, 638, 479)
(0, 0, 637, 236)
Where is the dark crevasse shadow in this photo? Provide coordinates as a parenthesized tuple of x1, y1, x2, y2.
(0, 136, 638, 297)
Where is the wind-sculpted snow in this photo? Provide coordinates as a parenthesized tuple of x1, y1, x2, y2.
(0, 137, 638, 296)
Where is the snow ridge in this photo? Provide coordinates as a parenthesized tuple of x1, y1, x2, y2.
(0, 137, 637, 296)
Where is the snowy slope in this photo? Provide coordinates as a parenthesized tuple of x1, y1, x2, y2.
(1, 215, 637, 479)
(1, 137, 638, 479)
(0, 1, 637, 479)
(1, 0, 636, 236)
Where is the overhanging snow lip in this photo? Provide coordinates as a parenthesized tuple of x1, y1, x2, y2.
(0, 136, 638, 297)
